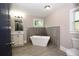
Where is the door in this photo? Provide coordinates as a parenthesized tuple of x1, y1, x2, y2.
(0, 3, 12, 56)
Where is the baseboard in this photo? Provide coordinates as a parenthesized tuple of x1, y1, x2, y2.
(60, 46, 68, 52)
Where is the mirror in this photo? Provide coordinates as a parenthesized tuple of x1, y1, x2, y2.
(15, 16, 23, 31)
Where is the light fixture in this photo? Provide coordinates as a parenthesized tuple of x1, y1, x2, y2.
(10, 10, 26, 18)
(44, 5, 51, 10)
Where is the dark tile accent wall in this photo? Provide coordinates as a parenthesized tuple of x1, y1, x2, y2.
(46, 26, 60, 48)
(27, 26, 60, 48)
(27, 27, 47, 42)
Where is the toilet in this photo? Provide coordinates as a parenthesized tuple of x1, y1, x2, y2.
(66, 38, 79, 56)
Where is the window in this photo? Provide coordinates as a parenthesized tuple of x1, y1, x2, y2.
(33, 19, 44, 27)
(74, 11, 79, 31)
(70, 7, 79, 32)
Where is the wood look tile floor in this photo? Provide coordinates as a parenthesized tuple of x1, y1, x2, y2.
(12, 43, 66, 56)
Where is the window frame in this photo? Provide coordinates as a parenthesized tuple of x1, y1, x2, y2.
(69, 7, 79, 33)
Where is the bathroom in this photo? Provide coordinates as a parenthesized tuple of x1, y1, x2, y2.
(10, 3, 61, 56)
(0, 3, 79, 56)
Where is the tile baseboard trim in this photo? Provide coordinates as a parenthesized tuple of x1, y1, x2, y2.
(60, 45, 68, 52)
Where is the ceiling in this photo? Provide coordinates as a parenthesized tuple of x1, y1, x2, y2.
(11, 3, 64, 18)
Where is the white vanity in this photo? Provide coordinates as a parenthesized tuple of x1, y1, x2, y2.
(10, 15, 26, 47)
(11, 31, 24, 47)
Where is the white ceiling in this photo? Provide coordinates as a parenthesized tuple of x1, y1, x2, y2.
(11, 3, 64, 18)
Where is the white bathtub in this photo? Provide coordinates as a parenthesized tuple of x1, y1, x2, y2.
(30, 36, 50, 47)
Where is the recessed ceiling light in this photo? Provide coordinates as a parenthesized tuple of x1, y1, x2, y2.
(44, 5, 51, 10)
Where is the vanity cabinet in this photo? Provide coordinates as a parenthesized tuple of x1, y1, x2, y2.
(11, 32, 24, 47)
(10, 11, 25, 47)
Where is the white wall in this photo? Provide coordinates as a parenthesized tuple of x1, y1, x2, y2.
(45, 3, 77, 48)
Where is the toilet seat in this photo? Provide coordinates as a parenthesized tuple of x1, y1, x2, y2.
(66, 48, 79, 56)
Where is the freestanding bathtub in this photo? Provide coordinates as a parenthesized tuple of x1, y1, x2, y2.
(30, 36, 50, 47)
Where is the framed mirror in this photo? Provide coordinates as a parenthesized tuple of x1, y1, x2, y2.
(15, 16, 23, 31)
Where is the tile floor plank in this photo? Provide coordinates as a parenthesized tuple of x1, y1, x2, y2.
(12, 43, 66, 56)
